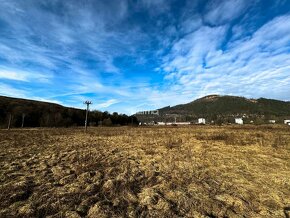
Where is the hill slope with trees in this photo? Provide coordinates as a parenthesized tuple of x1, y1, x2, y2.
(159, 95, 290, 116)
(136, 95, 290, 124)
(0, 96, 138, 128)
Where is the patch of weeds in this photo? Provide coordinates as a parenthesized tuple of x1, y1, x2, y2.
(272, 135, 288, 149)
(165, 138, 182, 149)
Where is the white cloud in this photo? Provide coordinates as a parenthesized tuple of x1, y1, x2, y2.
(96, 99, 120, 109)
(158, 14, 290, 106)
(0, 68, 52, 83)
(180, 15, 203, 34)
(204, 0, 249, 25)
(162, 25, 228, 77)
(29, 97, 62, 105)
(0, 0, 139, 76)
(0, 70, 28, 81)
(0, 82, 28, 98)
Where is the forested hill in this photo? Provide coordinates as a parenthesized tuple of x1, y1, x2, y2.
(159, 95, 290, 117)
(0, 96, 138, 128)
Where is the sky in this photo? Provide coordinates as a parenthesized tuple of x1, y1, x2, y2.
(0, 0, 290, 114)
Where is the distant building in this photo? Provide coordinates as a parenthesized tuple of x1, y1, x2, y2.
(235, 118, 243, 125)
(175, 122, 191, 125)
(198, 118, 206, 124)
(269, 120, 276, 124)
(155, 122, 191, 126)
(136, 110, 159, 115)
(284, 120, 290, 125)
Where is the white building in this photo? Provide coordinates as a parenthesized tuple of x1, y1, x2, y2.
(284, 120, 290, 125)
(235, 118, 243, 125)
(136, 110, 159, 115)
(175, 122, 191, 125)
(198, 118, 206, 124)
(269, 120, 276, 124)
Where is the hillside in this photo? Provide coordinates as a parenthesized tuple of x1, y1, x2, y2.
(136, 95, 290, 123)
(159, 95, 290, 116)
(0, 96, 138, 128)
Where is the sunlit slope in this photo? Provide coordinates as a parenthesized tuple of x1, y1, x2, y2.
(159, 95, 290, 116)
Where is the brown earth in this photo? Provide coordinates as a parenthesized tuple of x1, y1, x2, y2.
(0, 125, 290, 217)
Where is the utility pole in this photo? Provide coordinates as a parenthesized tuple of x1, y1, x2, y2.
(84, 101, 92, 132)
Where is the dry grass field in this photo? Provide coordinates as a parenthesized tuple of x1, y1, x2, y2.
(0, 125, 290, 217)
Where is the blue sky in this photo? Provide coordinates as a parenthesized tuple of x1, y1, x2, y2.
(0, 0, 290, 114)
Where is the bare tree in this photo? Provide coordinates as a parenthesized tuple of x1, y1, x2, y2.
(7, 113, 12, 130)
(21, 113, 26, 128)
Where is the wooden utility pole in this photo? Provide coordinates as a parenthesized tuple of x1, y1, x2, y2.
(7, 113, 12, 130)
(84, 101, 92, 132)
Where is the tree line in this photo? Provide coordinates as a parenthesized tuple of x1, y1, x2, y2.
(0, 96, 138, 128)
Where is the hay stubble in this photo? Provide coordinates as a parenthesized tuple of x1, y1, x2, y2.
(0, 126, 289, 217)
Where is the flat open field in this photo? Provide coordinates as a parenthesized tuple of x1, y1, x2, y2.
(0, 125, 290, 217)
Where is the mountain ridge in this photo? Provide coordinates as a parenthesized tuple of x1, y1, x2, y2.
(158, 95, 290, 117)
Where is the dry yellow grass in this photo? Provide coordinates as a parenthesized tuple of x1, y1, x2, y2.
(0, 125, 290, 217)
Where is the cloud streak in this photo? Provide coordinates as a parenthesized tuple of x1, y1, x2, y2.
(0, 67, 52, 82)
(204, 0, 249, 25)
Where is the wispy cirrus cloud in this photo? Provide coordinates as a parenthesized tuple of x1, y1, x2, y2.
(159, 13, 290, 105)
(0, 82, 28, 98)
(0, 67, 52, 83)
(204, 0, 250, 25)
(97, 99, 120, 109)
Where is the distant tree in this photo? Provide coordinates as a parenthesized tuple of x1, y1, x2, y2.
(111, 112, 120, 125)
(103, 118, 112, 126)
(54, 112, 63, 127)
(102, 111, 110, 120)
(129, 116, 138, 126)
